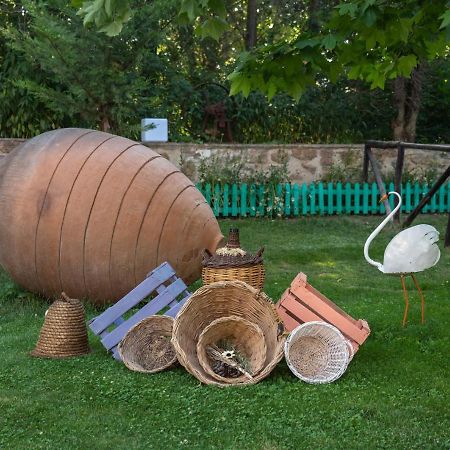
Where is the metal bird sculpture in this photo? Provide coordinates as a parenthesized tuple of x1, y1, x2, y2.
(364, 191, 440, 326)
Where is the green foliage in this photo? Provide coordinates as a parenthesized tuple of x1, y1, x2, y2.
(1, 216, 450, 448)
(198, 150, 289, 186)
(229, 1, 450, 99)
(75, 0, 131, 36)
(1, 0, 176, 139)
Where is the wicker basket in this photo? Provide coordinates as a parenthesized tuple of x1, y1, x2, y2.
(118, 315, 177, 374)
(284, 321, 351, 384)
(202, 264, 265, 290)
(31, 292, 90, 358)
(172, 280, 285, 387)
(197, 315, 267, 384)
(201, 228, 265, 290)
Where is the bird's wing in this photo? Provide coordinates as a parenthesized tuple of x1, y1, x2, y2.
(382, 224, 440, 273)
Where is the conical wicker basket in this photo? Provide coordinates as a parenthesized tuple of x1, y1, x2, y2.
(31, 293, 90, 358)
(284, 321, 351, 384)
(197, 315, 267, 384)
(172, 281, 285, 386)
(118, 315, 177, 374)
(201, 228, 265, 290)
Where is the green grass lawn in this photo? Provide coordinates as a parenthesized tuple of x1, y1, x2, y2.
(1, 216, 449, 450)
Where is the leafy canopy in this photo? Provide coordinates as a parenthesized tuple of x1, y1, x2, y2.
(74, 0, 450, 100)
(229, 0, 450, 99)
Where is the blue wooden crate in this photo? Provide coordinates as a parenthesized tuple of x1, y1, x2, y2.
(88, 262, 191, 360)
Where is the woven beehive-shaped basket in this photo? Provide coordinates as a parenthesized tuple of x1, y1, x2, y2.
(202, 228, 265, 290)
(31, 293, 90, 358)
(118, 315, 177, 373)
(172, 280, 285, 386)
(284, 321, 351, 384)
(197, 316, 267, 384)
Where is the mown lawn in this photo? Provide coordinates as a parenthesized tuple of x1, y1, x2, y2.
(1, 215, 449, 450)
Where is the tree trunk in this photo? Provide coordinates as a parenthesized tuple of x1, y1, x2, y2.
(246, 0, 257, 50)
(100, 116, 111, 133)
(392, 64, 424, 142)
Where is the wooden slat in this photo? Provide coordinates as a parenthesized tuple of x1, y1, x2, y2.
(240, 183, 247, 217)
(280, 294, 323, 323)
(289, 285, 369, 345)
(285, 183, 291, 217)
(223, 184, 229, 217)
(301, 183, 308, 215)
(276, 304, 302, 332)
(336, 182, 343, 215)
(258, 185, 265, 217)
(405, 182, 411, 213)
(354, 183, 360, 214)
(231, 184, 238, 216)
(276, 184, 283, 217)
(327, 182, 334, 215)
(362, 183, 369, 215)
(371, 182, 378, 214)
(89, 262, 175, 334)
(101, 278, 187, 350)
(293, 183, 299, 216)
(310, 184, 316, 215)
(249, 184, 256, 217)
(318, 182, 324, 215)
(345, 183, 352, 214)
(213, 184, 221, 216)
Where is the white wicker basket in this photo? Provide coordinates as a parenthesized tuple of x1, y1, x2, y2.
(284, 321, 351, 384)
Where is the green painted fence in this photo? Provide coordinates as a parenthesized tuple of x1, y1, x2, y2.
(196, 181, 450, 218)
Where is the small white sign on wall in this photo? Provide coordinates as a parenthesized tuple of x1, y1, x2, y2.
(141, 118, 168, 142)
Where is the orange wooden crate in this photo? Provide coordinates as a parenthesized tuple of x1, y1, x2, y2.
(276, 273, 370, 353)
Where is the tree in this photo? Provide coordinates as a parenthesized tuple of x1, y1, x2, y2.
(229, 1, 450, 141)
(2, 0, 174, 138)
(74, 0, 450, 142)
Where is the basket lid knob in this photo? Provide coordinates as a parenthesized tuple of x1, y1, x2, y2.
(226, 228, 240, 249)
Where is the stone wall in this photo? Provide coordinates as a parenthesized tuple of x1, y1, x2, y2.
(1, 138, 448, 183)
(0, 138, 25, 158)
(147, 142, 449, 184)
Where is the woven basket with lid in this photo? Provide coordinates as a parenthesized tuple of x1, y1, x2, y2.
(31, 292, 90, 358)
(202, 228, 265, 290)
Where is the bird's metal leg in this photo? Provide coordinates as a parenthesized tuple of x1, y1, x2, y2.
(411, 274, 425, 324)
(400, 275, 409, 327)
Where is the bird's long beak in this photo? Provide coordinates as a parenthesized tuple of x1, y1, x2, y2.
(379, 193, 388, 204)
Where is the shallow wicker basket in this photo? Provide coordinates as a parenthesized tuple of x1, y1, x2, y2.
(172, 280, 285, 387)
(118, 315, 177, 374)
(284, 321, 351, 384)
(31, 292, 90, 359)
(197, 315, 267, 384)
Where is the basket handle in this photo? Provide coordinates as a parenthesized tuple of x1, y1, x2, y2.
(202, 248, 213, 262)
(255, 247, 265, 258)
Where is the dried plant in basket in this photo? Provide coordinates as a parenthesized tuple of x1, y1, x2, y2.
(202, 228, 265, 290)
(118, 315, 177, 374)
(172, 280, 285, 387)
(196, 316, 267, 384)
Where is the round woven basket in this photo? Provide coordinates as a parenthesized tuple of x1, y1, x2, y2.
(172, 280, 285, 386)
(31, 292, 90, 358)
(284, 321, 350, 384)
(118, 315, 177, 374)
(197, 315, 267, 384)
(202, 264, 265, 291)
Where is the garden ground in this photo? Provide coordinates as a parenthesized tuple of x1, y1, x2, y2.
(0, 215, 449, 449)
